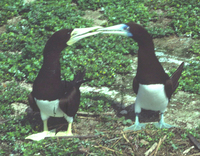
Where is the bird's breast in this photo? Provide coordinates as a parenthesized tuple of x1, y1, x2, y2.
(135, 84, 169, 112)
(34, 98, 65, 118)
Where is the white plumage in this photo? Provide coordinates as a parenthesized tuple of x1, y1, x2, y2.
(135, 84, 169, 113)
(34, 98, 73, 123)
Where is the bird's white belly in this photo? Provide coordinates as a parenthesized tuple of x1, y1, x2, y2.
(135, 84, 168, 113)
(34, 98, 65, 120)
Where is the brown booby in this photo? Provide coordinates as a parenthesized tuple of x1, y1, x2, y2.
(98, 22, 184, 131)
(26, 26, 101, 140)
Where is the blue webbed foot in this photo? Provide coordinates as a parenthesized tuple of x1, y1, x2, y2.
(123, 114, 145, 131)
(124, 122, 146, 131)
(154, 122, 176, 129)
(154, 113, 176, 129)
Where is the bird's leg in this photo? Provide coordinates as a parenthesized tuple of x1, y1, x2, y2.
(56, 122, 73, 136)
(154, 113, 176, 129)
(124, 113, 146, 131)
(42, 119, 55, 135)
(66, 122, 73, 135)
(56, 115, 74, 136)
(43, 119, 48, 132)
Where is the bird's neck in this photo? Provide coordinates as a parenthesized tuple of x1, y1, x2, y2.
(136, 38, 167, 84)
(42, 44, 66, 70)
(137, 41, 158, 67)
(42, 51, 61, 78)
(33, 50, 63, 100)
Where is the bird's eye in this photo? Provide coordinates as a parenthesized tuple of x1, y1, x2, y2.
(124, 26, 129, 30)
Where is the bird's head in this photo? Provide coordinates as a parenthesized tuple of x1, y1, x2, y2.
(44, 26, 102, 54)
(97, 22, 151, 43)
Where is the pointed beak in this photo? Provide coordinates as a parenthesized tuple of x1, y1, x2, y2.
(67, 26, 103, 45)
(97, 24, 133, 37)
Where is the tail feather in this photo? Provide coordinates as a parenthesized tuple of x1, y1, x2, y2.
(170, 62, 184, 91)
(73, 69, 86, 83)
(76, 78, 92, 86)
(62, 69, 91, 89)
(73, 69, 92, 87)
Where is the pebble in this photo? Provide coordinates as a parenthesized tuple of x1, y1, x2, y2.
(120, 110, 128, 115)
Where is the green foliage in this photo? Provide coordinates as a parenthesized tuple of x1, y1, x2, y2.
(21, 138, 89, 155)
(0, 0, 23, 26)
(122, 119, 132, 126)
(178, 62, 200, 94)
(103, 1, 154, 25)
(145, 0, 200, 38)
(0, 82, 31, 154)
(189, 41, 200, 59)
(1, 116, 31, 144)
(79, 92, 112, 112)
(0, 82, 30, 118)
(181, 127, 200, 140)
(75, 0, 200, 38)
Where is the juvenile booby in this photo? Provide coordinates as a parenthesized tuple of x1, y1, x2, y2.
(98, 22, 184, 131)
(26, 26, 101, 140)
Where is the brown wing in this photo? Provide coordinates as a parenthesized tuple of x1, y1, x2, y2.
(133, 77, 139, 94)
(59, 69, 89, 117)
(28, 92, 40, 112)
(59, 87, 80, 117)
